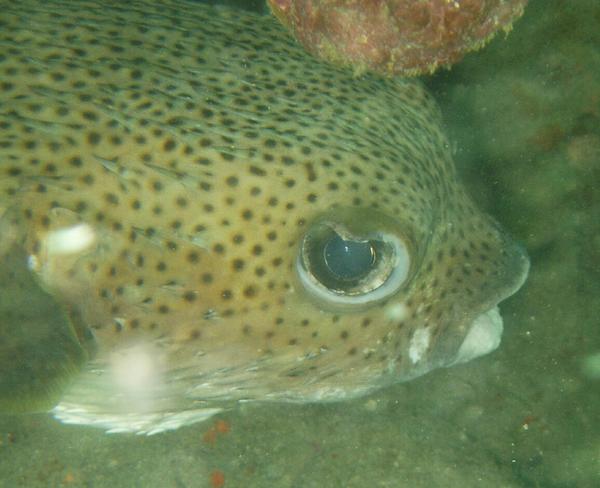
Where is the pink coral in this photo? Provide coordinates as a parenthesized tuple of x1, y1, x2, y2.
(268, 0, 527, 76)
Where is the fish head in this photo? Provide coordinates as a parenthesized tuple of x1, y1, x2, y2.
(291, 200, 529, 381)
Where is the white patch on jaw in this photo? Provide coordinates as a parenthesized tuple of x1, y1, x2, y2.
(46, 223, 96, 255)
(385, 302, 408, 322)
(409, 327, 431, 364)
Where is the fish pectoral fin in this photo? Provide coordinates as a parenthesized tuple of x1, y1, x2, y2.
(53, 344, 225, 435)
(0, 245, 87, 413)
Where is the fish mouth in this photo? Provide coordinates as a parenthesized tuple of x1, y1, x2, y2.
(440, 235, 530, 368)
(452, 239, 530, 366)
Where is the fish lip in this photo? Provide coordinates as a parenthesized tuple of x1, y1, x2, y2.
(476, 237, 531, 316)
(504, 240, 530, 298)
(451, 306, 504, 365)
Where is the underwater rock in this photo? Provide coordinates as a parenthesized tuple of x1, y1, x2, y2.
(268, 0, 527, 76)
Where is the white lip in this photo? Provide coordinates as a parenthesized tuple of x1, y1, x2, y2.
(452, 306, 504, 365)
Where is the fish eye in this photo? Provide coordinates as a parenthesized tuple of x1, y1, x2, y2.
(297, 218, 411, 308)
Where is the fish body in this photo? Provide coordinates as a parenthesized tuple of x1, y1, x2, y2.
(0, 0, 528, 434)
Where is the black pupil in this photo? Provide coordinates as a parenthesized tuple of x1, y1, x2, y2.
(323, 234, 375, 280)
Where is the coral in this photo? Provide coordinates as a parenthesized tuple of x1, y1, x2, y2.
(268, 0, 527, 76)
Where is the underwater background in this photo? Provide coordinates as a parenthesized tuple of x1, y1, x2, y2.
(0, 0, 598, 486)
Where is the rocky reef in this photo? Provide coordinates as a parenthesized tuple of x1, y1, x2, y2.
(268, 0, 527, 76)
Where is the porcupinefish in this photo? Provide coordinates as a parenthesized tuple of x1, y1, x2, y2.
(0, 0, 529, 434)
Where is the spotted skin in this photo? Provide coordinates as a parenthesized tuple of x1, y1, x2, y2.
(0, 0, 528, 433)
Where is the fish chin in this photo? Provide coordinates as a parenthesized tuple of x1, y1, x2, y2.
(452, 306, 504, 366)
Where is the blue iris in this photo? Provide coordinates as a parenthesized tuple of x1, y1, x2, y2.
(323, 234, 374, 280)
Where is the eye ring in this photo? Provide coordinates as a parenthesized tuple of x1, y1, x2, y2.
(296, 218, 411, 309)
